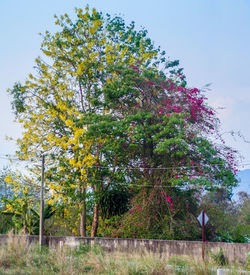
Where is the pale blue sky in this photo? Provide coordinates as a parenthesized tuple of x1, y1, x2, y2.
(0, 0, 250, 170)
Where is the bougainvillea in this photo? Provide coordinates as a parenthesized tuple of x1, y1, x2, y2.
(87, 65, 239, 239)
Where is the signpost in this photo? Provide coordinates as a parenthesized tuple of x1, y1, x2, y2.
(197, 211, 209, 261)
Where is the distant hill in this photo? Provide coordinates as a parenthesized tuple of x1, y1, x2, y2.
(232, 169, 250, 200)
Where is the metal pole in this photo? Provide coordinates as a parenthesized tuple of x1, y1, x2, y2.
(39, 155, 45, 246)
(202, 210, 205, 261)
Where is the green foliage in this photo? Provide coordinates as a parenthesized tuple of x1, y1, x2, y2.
(200, 190, 250, 243)
(72, 244, 91, 256)
(7, 6, 239, 239)
(99, 185, 131, 219)
(246, 252, 250, 270)
(103, 188, 201, 240)
(0, 214, 12, 234)
(8, 83, 26, 115)
(29, 204, 56, 235)
(168, 256, 190, 268)
(1, 204, 55, 235)
(210, 248, 227, 266)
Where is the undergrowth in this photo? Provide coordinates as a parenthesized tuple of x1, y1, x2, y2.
(0, 232, 248, 275)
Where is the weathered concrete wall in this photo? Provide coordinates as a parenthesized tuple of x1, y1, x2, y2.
(91, 238, 249, 264)
(0, 234, 249, 264)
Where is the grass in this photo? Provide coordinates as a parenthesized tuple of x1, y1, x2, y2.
(0, 232, 248, 275)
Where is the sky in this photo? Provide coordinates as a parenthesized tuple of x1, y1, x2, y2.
(0, 0, 250, 172)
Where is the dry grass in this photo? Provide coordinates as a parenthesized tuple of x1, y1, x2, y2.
(0, 233, 248, 274)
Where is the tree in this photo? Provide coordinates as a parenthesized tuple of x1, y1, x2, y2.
(8, 7, 168, 237)
(8, 7, 238, 238)
(86, 66, 238, 239)
(200, 190, 249, 242)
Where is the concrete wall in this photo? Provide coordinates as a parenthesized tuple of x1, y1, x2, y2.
(0, 234, 249, 264)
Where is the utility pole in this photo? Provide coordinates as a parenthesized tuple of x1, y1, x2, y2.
(39, 154, 45, 247)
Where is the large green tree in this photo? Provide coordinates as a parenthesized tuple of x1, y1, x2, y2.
(85, 66, 238, 239)
(8, 7, 238, 238)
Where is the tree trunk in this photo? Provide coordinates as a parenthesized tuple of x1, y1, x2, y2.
(91, 203, 99, 237)
(80, 208, 86, 237)
(79, 186, 87, 237)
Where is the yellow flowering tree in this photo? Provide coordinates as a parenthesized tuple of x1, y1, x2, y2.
(8, 7, 166, 236)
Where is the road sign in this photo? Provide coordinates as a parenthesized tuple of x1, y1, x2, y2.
(197, 211, 209, 261)
(197, 211, 209, 226)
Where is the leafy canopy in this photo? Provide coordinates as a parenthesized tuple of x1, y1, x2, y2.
(7, 6, 239, 237)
